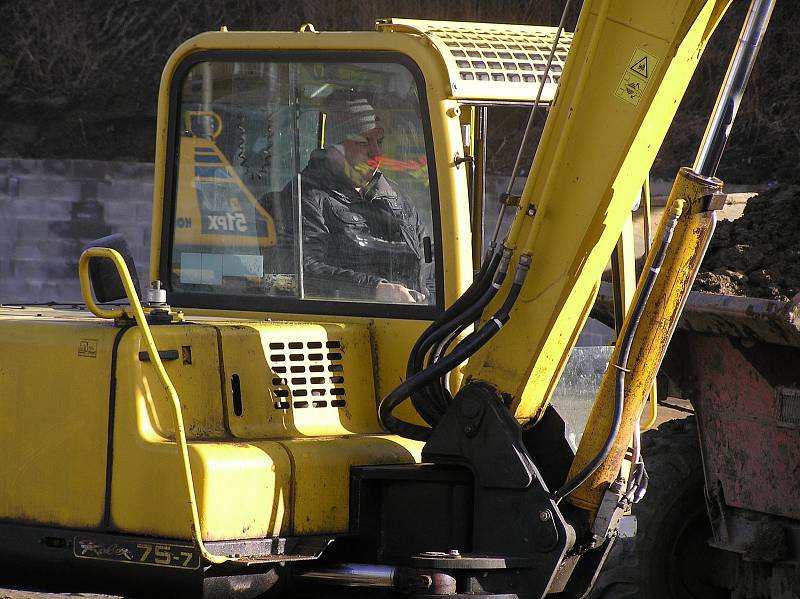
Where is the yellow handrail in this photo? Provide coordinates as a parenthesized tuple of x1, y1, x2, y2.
(78, 254, 128, 320)
(78, 248, 228, 565)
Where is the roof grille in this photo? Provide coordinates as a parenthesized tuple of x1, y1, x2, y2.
(432, 26, 570, 87)
(376, 19, 572, 102)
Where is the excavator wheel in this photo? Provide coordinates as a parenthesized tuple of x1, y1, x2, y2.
(589, 417, 729, 599)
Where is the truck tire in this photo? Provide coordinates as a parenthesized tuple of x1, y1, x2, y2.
(589, 416, 729, 599)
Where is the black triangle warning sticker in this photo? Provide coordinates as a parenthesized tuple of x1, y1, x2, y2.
(630, 56, 648, 78)
(616, 49, 660, 106)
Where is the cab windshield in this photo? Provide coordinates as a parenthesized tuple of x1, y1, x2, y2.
(167, 56, 437, 313)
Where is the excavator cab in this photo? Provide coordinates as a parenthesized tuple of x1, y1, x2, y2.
(168, 55, 439, 307)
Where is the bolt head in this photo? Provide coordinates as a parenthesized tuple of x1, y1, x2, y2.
(539, 509, 552, 522)
(461, 396, 482, 418)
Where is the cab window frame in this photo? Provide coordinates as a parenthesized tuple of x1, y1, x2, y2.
(159, 50, 444, 320)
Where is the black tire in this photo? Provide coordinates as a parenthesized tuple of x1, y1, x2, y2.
(589, 417, 730, 599)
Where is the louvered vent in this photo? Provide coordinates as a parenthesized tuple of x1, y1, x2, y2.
(435, 26, 571, 86)
(268, 340, 346, 410)
(777, 387, 800, 427)
(376, 19, 573, 102)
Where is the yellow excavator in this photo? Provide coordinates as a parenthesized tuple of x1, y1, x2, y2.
(0, 0, 776, 597)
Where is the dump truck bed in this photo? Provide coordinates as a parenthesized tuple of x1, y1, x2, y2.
(596, 284, 800, 537)
(594, 283, 800, 346)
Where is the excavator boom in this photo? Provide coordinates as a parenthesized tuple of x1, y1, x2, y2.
(463, 0, 733, 419)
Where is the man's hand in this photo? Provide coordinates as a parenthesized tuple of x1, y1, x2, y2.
(375, 281, 417, 303)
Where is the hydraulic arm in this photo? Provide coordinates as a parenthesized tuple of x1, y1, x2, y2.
(379, 0, 773, 595)
(381, 0, 729, 439)
(383, 0, 734, 440)
(568, 0, 776, 512)
(460, 0, 734, 419)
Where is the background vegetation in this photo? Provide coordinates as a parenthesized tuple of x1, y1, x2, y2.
(1, 0, 797, 182)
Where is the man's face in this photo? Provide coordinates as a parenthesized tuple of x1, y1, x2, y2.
(342, 127, 384, 180)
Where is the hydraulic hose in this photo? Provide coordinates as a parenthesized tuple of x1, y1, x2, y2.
(399, 0, 575, 430)
(487, 0, 574, 252)
(409, 249, 508, 418)
(408, 250, 507, 424)
(421, 280, 501, 409)
(552, 202, 683, 502)
(381, 257, 530, 440)
(420, 251, 511, 404)
(409, 250, 502, 373)
(410, 274, 503, 425)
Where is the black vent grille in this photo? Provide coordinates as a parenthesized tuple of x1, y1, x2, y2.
(268, 340, 346, 410)
(777, 387, 800, 428)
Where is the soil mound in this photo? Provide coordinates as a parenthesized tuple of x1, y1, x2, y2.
(694, 186, 800, 301)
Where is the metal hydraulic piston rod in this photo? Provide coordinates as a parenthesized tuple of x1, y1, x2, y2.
(566, 0, 776, 513)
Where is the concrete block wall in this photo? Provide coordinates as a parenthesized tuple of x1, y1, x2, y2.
(0, 161, 612, 344)
(0, 159, 153, 304)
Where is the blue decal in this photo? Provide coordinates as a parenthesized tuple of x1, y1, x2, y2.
(194, 154, 223, 164)
(195, 166, 231, 179)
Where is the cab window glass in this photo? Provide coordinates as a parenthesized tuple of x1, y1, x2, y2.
(170, 59, 436, 307)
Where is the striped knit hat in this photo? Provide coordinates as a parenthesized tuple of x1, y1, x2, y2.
(326, 95, 382, 145)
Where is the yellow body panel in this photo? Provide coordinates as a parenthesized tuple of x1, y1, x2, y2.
(111, 435, 292, 540)
(0, 316, 116, 528)
(376, 19, 571, 102)
(134, 324, 227, 439)
(277, 436, 421, 535)
(217, 321, 380, 437)
(99, 320, 422, 541)
(0, 304, 425, 542)
(178, 310, 436, 412)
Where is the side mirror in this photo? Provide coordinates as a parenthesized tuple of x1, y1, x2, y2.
(83, 234, 141, 303)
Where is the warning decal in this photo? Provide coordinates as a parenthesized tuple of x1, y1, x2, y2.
(630, 56, 648, 78)
(615, 48, 660, 106)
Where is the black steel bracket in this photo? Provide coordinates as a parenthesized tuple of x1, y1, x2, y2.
(420, 382, 576, 597)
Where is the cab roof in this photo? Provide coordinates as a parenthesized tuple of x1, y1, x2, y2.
(376, 18, 572, 103)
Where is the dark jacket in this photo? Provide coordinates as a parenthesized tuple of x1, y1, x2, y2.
(299, 149, 429, 300)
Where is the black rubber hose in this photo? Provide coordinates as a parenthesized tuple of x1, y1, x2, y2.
(419, 260, 510, 407)
(552, 209, 679, 501)
(417, 278, 504, 415)
(381, 261, 528, 440)
(425, 312, 483, 410)
(411, 302, 491, 422)
(408, 250, 502, 377)
(409, 251, 506, 424)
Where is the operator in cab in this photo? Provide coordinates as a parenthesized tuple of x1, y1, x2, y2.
(298, 93, 430, 304)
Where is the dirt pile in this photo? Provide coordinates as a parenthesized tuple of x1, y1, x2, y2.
(694, 186, 800, 301)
